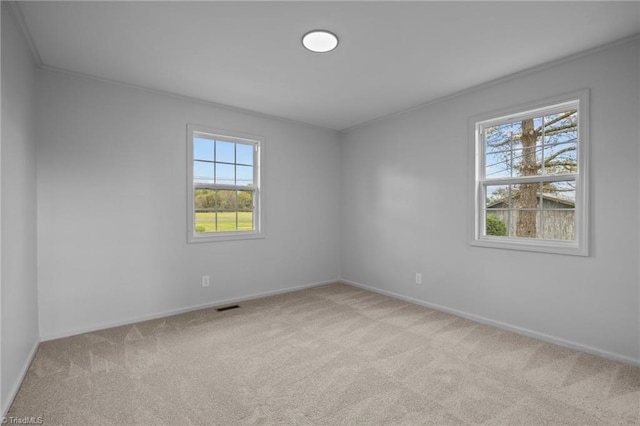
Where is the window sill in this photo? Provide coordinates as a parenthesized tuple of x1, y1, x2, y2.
(188, 231, 265, 244)
(471, 237, 588, 256)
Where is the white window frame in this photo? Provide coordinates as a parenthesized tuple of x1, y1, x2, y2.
(469, 90, 589, 256)
(187, 124, 265, 243)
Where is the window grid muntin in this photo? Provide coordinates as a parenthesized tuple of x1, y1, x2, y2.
(481, 110, 577, 180)
(193, 187, 257, 233)
(189, 126, 262, 241)
(478, 100, 580, 243)
(483, 180, 576, 240)
(193, 137, 256, 187)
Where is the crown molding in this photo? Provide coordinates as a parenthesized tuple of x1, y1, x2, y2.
(38, 64, 339, 134)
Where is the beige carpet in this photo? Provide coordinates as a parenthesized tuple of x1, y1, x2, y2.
(7, 283, 640, 425)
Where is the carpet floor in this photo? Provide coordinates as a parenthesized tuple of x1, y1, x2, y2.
(7, 283, 640, 425)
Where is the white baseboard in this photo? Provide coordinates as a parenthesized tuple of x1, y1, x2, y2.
(2, 338, 40, 417)
(40, 279, 338, 342)
(341, 279, 640, 368)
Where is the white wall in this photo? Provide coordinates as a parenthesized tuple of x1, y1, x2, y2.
(1, 4, 40, 412)
(340, 39, 640, 364)
(36, 70, 341, 339)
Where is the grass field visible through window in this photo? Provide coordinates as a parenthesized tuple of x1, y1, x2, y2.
(195, 211, 253, 233)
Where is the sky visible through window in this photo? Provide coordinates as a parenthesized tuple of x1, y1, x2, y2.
(484, 112, 577, 180)
(193, 137, 254, 186)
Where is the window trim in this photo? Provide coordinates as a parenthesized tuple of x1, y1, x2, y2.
(187, 124, 265, 243)
(469, 90, 589, 256)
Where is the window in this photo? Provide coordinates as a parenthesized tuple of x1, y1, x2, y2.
(187, 125, 264, 243)
(470, 90, 589, 255)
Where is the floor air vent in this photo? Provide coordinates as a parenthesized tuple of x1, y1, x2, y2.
(216, 304, 240, 312)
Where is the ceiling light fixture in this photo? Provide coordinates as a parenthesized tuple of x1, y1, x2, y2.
(302, 30, 339, 53)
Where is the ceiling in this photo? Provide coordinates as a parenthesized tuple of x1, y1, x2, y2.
(15, 1, 640, 131)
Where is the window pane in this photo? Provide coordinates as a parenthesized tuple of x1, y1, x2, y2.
(511, 182, 541, 239)
(193, 189, 256, 233)
(237, 190, 253, 210)
(510, 209, 540, 238)
(542, 210, 575, 240)
(544, 110, 577, 144)
(511, 183, 541, 209)
(216, 189, 236, 211)
(194, 137, 214, 161)
(512, 118, 542, 146)
(485, 212, 507, 236)
(216, 190, 237, 231)
(510, 121, 523, 147)
(216, 163, 235, 185)
(194, 188, 216, 233)
(237, 211, 253, 231)
(193, 161, 214, 183)
(543, 142, 577, 175)
(543, 181, 575, 207)
(236, 143, 254, 166)
(512, 146, 543, 177)
(194, 188, 216, 210)
(216, 212, 237, 231)
(485, 152, 510, 178)
(486, 184, 510, 209)
(238, 190, 254, 231)
(485, 123, 513, 153)
(216, 140, 235, 163)
(195, 211, 216, 233)
(236, 165, 253, 186)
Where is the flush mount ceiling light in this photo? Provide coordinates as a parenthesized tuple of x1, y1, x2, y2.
(302, 30, 339, 53)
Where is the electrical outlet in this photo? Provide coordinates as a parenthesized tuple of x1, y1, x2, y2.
(415, 273, 422, 285)
(202, 275, 210, 287)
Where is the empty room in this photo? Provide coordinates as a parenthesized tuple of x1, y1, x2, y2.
(2, 1, 640, 424)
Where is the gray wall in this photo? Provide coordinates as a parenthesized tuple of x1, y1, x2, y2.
(1, 4, 40, 412)
(36, 70, 341, 339)
(340, 39, 640, 363)
(2, 10, 639, 417)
